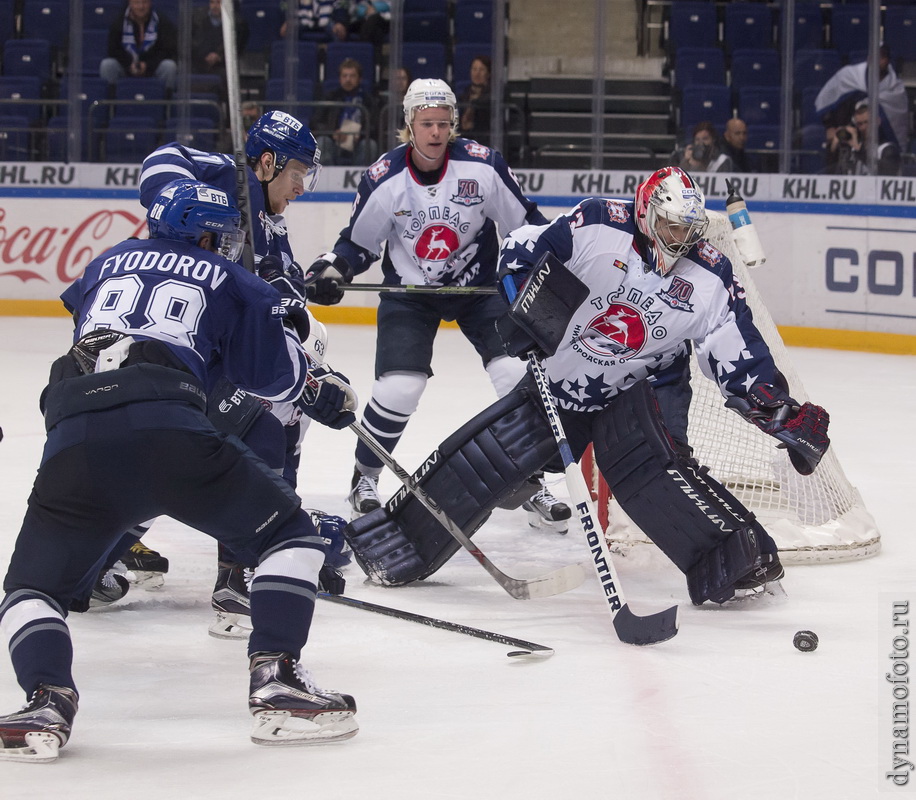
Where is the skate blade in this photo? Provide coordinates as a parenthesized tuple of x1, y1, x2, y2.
(127, 571, 165, 589)
(0, 731, 62, 763)
(525, 510, 569, 535)
(250, 709, 358, 746)
(729, 580, 788, 605)
(208, 612, 251, 640)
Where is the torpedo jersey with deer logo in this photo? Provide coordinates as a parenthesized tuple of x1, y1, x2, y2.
(499, 197, 780, 412)
(331, 139, 547, 286)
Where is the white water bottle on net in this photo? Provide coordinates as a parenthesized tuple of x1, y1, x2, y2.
(587, 210, 880, 565)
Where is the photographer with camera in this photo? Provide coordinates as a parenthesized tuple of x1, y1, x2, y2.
(825, 99, 901, 176)
(677, 121, 734, 173)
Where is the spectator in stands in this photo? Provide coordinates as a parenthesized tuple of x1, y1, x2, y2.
(825, 99, 902, 176)
(721, 118, 753, 173)
(241, 101, 263, 136)
(458, 55, 492, 146)
(100, 0, 179, 92)
(280, 1, 334, 42)
(677, 121, 733, 173)
(393, 66, 412, 97)
(331, 2, 391, 51)
(315, 57, 378, 165)
(190, 0, 248, 81)
(815, 44, 909, 157)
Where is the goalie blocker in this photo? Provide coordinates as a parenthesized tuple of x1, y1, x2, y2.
(346, 374, 778, 604)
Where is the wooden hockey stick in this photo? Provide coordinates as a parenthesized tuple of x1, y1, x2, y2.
(318, 593, 554, 658)
(339, 284, 498, 295)
(220, 0, 255, 272)
(345, 418, 586, 601)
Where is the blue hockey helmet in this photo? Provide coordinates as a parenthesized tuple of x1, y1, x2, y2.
(147, 179, 245, 261)
(245, 110, 321, 191)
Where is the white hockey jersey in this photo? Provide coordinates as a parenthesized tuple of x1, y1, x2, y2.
(499, 198, 781, 412)
(332, 138, 547, 287)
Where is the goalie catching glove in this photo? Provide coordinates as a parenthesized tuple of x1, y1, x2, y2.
(304, 252, 353, 305)
(299, 365, 358, 429)
(726, 382, 830, 475)
(258, 255, 311, 342)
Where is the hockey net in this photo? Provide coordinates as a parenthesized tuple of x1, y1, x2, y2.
(583, 211, 880, 564)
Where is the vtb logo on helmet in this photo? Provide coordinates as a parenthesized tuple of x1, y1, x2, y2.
(147, 179, 246, 262)
(634, 166, 708, 276)
(245, 110, 322, 191)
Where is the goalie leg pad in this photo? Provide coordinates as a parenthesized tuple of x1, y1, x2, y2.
(592, 380, 770, 601)
(345, 385, 559, 585)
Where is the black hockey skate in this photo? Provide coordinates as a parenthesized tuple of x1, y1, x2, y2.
(0, 684, 78, 763)
(209, 561, 253, 640)
(248, 652, 358, 745)
(89, 565, 130, 607)
(732, 554, 786, 599)
(522, 481, 572, 534)
(121, 541, 169, 588)
(348, 469, 381, 517)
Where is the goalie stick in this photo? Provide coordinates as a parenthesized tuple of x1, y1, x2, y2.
(220, 0, 255, 272)
(318, 593, 554, 658)
(344, 416, 586, 601)
(503, 269, 679, 645)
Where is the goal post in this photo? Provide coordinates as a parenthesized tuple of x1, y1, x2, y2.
(581, 210, 881, 565)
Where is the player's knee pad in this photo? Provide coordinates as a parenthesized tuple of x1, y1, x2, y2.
(592, 379, 768, 604)
(372, 371, 428, 416)
(345, 384, 559, 585)
(485, 355, 528, 398)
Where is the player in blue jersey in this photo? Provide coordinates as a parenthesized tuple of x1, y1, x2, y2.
(99, 112, 331, 631)
(305, 78, 571, 530)
(0, 180, 359, 761)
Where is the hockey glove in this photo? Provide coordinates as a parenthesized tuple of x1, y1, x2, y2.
(259, 256, 311, 341)
(304, 252, 353, 305)
(299, 366, 358, 429)
(318, 564, 346, 595)
(726, 383, 830, 475)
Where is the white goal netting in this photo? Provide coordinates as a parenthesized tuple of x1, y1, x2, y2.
(599, 211, 881, 564)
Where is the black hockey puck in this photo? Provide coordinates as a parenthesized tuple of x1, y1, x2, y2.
(793, 630, 818, 652)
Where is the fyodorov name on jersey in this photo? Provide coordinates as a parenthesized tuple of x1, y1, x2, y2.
(100, 248, 229, 290)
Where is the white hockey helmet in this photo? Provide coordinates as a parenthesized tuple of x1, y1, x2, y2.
(403, 78, 457, 130)
(634, 166, 708, 276)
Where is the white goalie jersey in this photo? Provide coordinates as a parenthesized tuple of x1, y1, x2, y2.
(499, 197, 782, 412)
(331, 138, 547, 287)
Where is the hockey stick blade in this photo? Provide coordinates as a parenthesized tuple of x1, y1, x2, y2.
(347, 420, 586, 600)
(340, 283, 498, 295)
(318, 593, 554, 658)
(612, 603, 680, 646)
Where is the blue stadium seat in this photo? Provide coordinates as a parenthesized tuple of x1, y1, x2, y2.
(269, 40, 320, 83)
(747, 124, 781, 171)
(325, 41, 375, 86)
(76, 29, 110, 76)
(0, 0, 16, 45)
(737, 87, 781, 127)
(794, 49, 841, 92)
(164, 116, 220, 152)
(85, 0, 123, 32)
(404, 0, 448, 13)
(674, 47, 726, 90)
(21, 1, 69, 52)
(680, 85, 732, 131)
(0, 114, 32, 161)
(799, 85, 823, 127)
(884, 6, 916, 64)
(264, 78, 315, 124)
(113, 77, 168, 125)
(401, 43, 447, 81)
(830, 5, 870, 61)
(795, 123, 825, 174)
(404, 11, 449, 42)
(104, 115, 160, 163)
(667, 3, 718, 51)
(723, 3, 773, 54)
(729, 49, 780, 91)
(788, 3, 824, 51)
(3, 39, 53, 84)
(240, 0, 282, 55)
(0, 76, 44, 124)
(454, 2, 493, 45)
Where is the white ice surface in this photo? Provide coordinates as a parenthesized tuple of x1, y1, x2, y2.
(0, 317, 913, 800)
